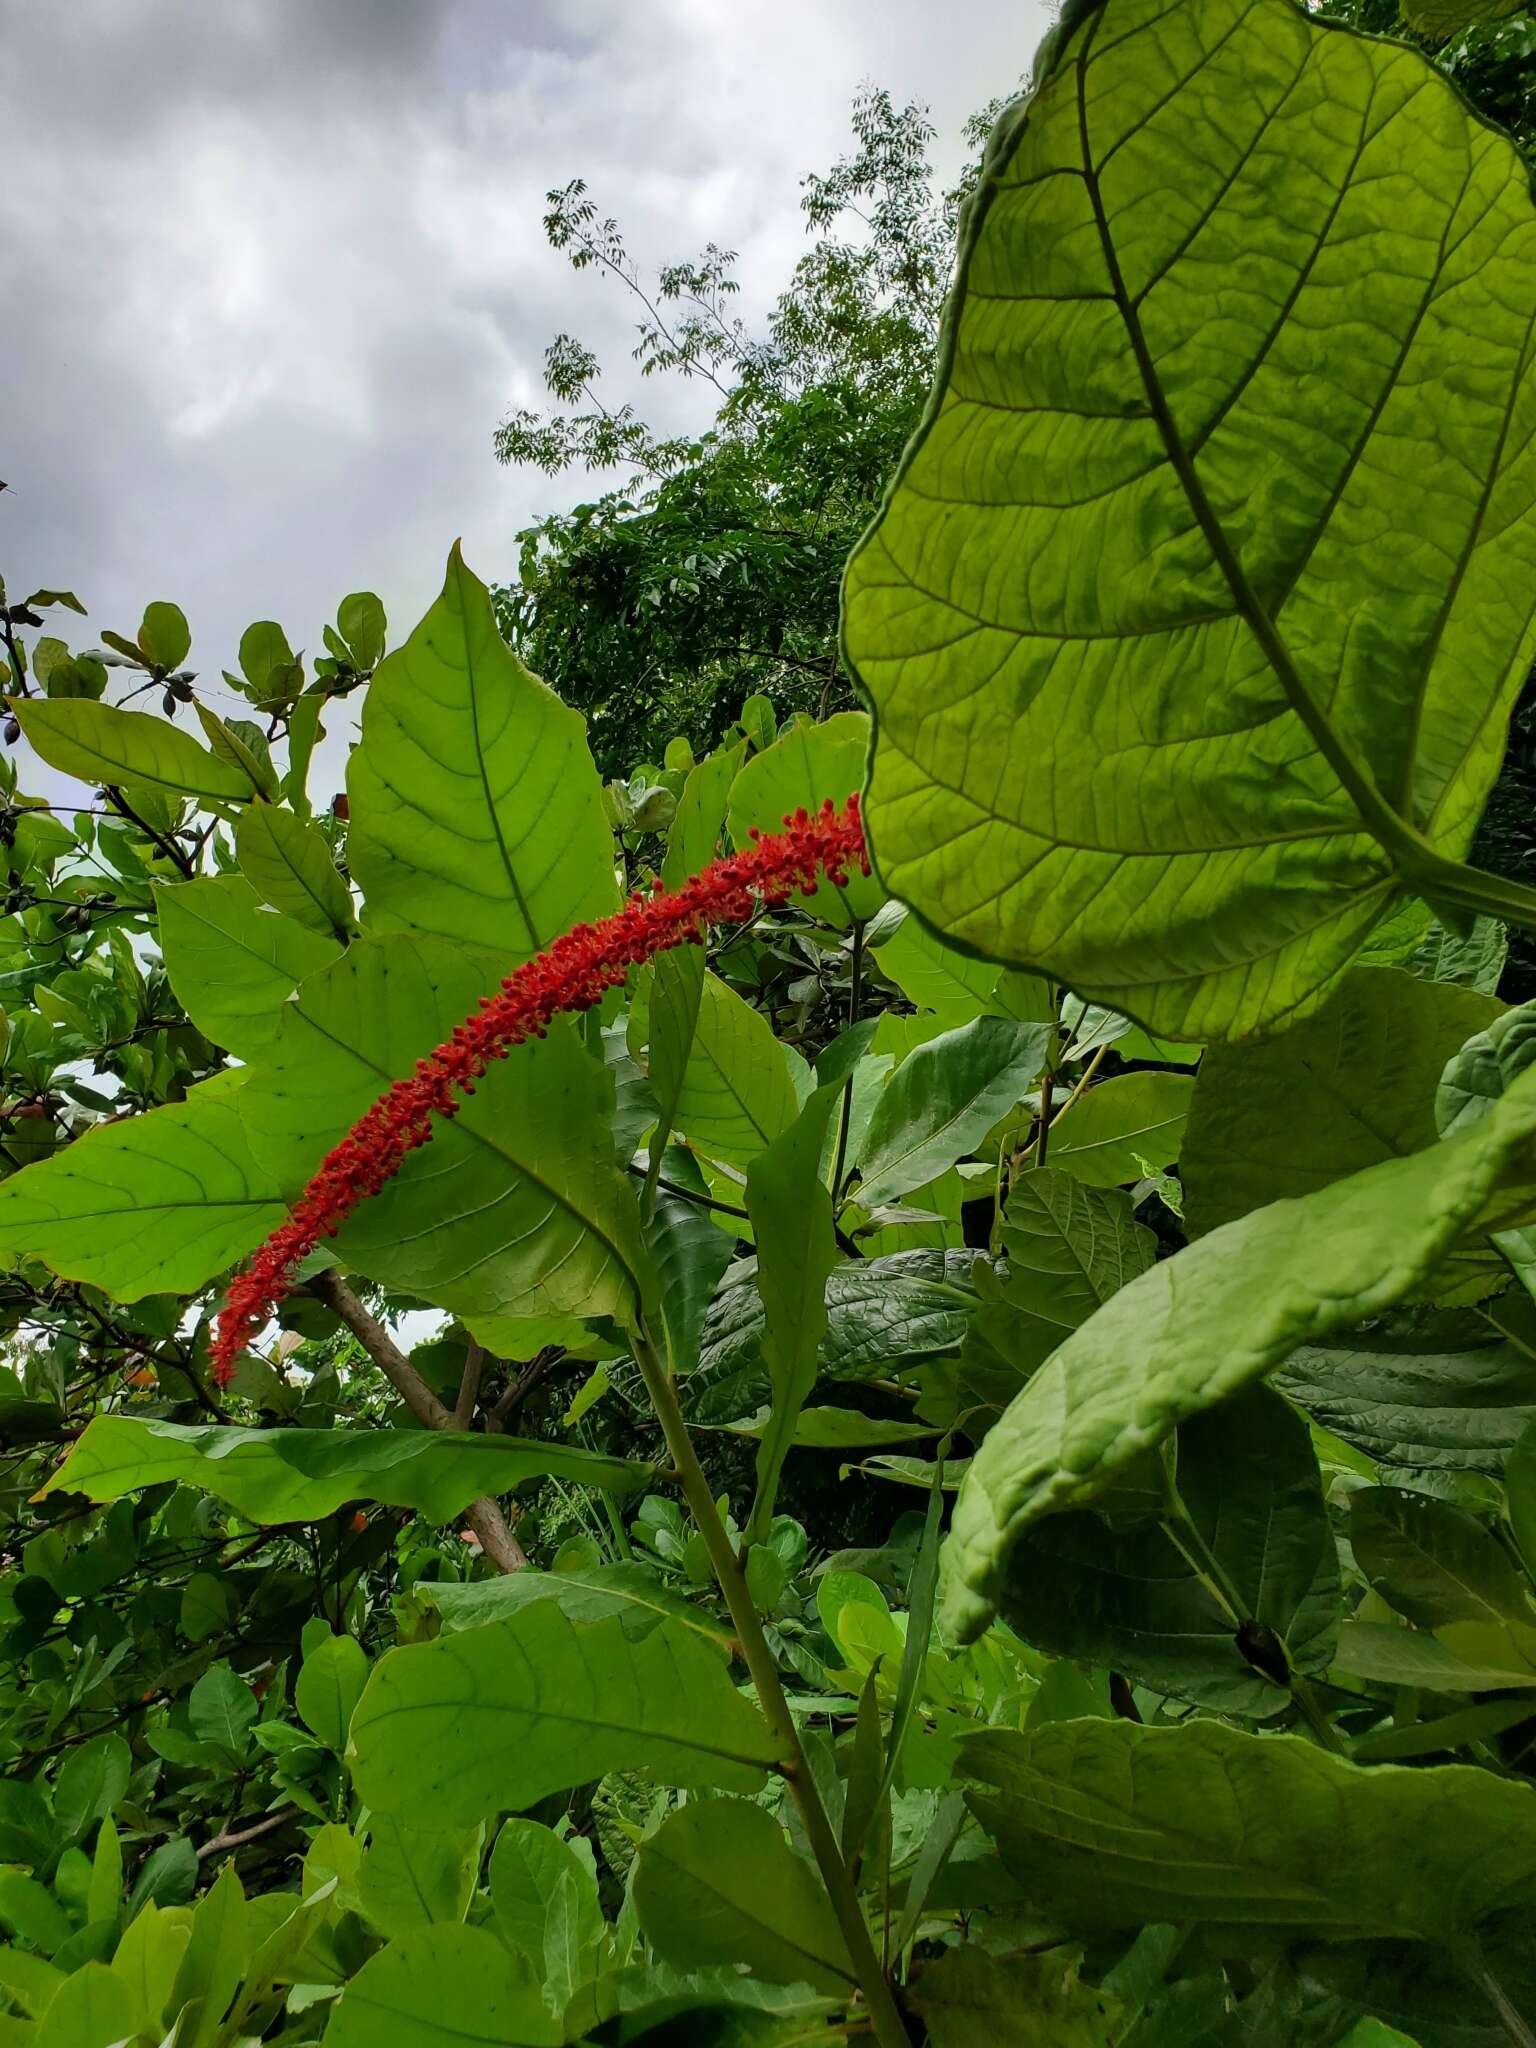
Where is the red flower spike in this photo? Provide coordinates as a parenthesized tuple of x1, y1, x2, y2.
(209, 795, 868, 1386)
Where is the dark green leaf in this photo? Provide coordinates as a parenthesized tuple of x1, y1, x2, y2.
(1184, 968, 1501, 1236)
(963, 1717, 1536, 1935)
(910, 1947, 1120, 2047)
(746, 1084, 841, 1540)
(942, 1064, 1536, 1642)
(1351, 1487, 1533, 1630)
(1276, 1322, 1536, 1475)
(40, 1418, 653, 1525)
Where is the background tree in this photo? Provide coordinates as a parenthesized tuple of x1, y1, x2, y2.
(491, 87, 1015, 773)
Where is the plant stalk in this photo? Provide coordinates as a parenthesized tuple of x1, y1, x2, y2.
(629, 1318, 914, 2048)
(831, 919, 866, 1205)
(310, 1271, 527, 1572)
(1160, 1476, 1345, 1756)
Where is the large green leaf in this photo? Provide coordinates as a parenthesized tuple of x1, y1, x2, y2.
(966, 1171, 1156, 1385)
(357, 1816, 482, 1939)
(1184, 968, 1501, 1235)
(564, 1969, 840, 2047)
(996, 1387, 1338, 1714)
(872, 912, 1046, 1027)
(643, 949, 708, 1182)
(0, 1076, 285, 1300)
(349, 1607, 786, 1826)
(962, 1718, 1536, 1936)
(38, 1418, 653, 1523)
(237, 934, 647, 1326)
(941, 1064, 1536, 1641)
(665, 741, 743, 887)
(644, 1147, 735, 1379)
(234, 802, 354, 939)
(1438, 999, 1536, 1295)
(295, 1633, 370, 1752)
(637, 751, 745, 1185)
(667, 971, 805, 1169)
(14, 698, 251, 803)
(633, 1799, 855, 1996)
(1276, 1317, 1536, 1474)
(417, 1561, 733, 1656)
(1350, 1486, 1533, 1630)
(324, 1925, 560, 2048)
(488, 1820, 603, 2015)
(1043, 1071, 1194, 1189)
(153, 874, 340, 1059)
(843, 0, 1536, 1042)
(856, 1017, 1052, 1208)
(686, 1249, 987, 1423)
(1402, 0, 1526, 41)
(727, 711, 883, 926)
(745, 1086, 840, 1540)
(347, 544, 616, 957)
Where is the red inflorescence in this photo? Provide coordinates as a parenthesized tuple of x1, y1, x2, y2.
(209, 795, 868, 1386)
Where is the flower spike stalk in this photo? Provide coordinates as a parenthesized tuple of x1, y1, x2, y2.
(210, 795, 868, 1385)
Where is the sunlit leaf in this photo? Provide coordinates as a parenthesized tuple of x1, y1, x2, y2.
(0, 1075, 285, 1300)
(348, 544, 615, 958)
(845, 0, 1536, 1040)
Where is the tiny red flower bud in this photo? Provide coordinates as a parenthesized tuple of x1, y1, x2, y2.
(209, 797, 868, 1384)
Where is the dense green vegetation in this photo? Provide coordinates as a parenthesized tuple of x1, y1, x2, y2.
(5, 0, 1536, 2041)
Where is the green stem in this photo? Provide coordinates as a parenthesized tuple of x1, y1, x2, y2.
(1160, 1480, 1345, 1756)
(629, 1318, 914, 2048)
(1410, 850, 1536, 934)
(832, 921, 866, 1205)
(1455, 1940, 1536, 2048)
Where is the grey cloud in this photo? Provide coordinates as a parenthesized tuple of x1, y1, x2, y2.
(1, 0, 1046, 735)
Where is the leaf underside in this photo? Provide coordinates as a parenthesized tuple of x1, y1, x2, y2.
(844, 0, 1536, 1041)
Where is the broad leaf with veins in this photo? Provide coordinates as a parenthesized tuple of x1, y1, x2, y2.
(845, 0, 1536, 1040)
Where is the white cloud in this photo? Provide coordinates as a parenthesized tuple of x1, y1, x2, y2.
(0, 0, 1049, 735)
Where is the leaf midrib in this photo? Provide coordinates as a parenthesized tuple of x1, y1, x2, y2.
(297, 997, 643, 1310)
(1070, 9, 1424, 874)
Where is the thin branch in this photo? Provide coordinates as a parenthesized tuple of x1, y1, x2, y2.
(197, 1807, 298, 1861)
(627, 1159, 748, 1221)
(307, 1271, 528, 1572)
(453, 1341, 485, 1431)
(103, 786, 195, 877)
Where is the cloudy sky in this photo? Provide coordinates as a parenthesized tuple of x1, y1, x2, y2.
(3, 0, 1048, 738)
